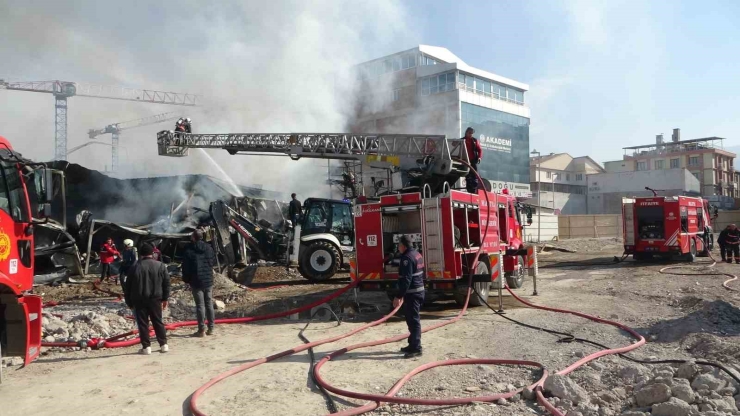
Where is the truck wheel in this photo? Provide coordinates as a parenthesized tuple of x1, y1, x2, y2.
(684, 239, 697, 263)
(454, 261, 490, 307)
(505, 255, 526, 289)
(299, 241, 340, 281)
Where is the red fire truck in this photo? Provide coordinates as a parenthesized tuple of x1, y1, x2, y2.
(0, 136, 53, 365)
(352, 188, 532, 306)
(622, 195, 714, 262)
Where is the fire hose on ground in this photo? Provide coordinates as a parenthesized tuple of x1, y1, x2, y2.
(185, 161, 646, 416)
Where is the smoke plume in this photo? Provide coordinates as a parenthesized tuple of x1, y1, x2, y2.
(0, 0, 418, 199)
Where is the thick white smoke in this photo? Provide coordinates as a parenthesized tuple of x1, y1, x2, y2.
(0, 0, 418, 199)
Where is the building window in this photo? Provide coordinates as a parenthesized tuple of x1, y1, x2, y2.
(655, 160, 664, 169)
(670, 158, 679, 169)
(637, 161, 647, 171)
(420, 72, 455, 96)
(546, 171, 551, 179)
(692, 172, 700, 180)
(421, 55, 437, 66)
(575, 174, 583, 181)
(689, 156, 700, 167)
(457, 73, 524, 105)
(392, 89, 400, 102)
(566, 174, 570, 181)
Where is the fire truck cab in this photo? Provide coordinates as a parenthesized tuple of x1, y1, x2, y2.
(0, 136, 56, 366)
(622, 195, 713, 262)
(353, 188, 531, 306)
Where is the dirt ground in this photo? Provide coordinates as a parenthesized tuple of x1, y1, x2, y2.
(2, 238, 740, 416)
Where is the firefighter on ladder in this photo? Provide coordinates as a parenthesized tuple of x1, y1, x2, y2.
(462, 127, 483, 193)
(392, 235, 425, 358)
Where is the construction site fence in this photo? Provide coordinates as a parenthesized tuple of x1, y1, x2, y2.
(557, 214, 622, 240)
(712, 211, 740, 231)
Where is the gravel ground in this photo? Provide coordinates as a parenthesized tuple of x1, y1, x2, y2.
(3, 241, 740, 416)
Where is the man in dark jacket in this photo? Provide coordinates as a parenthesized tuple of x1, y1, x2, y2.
(288, 193, 302, 225)
(725, 224, 740, 264)
(123, 243, 170, 355)
(717, 225, 731, 262)
(182, 229, 217, 337)
(462, 127, 483, 194)
(392, 235, 425, 359)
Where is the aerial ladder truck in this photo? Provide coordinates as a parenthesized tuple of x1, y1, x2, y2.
(156, 130, 534, 302)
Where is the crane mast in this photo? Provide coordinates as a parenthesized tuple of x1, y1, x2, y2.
(88, 112, 180, 172)
(1, 80, 200, 160)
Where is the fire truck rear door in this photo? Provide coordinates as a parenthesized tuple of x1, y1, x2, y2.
(353, 203, 383, 277)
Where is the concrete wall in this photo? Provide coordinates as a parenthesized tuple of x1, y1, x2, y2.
(523, 211, 558, 242)
(587, 169, 700, 194)
(604, 160, 635, 172)
(712, 211, 740, 231)
(526, 191, 586, 215)
(558, 215, 623, 239)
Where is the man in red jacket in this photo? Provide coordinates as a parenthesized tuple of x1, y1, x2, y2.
(463, 127, 483, 193)
(99, 237, 120, 283)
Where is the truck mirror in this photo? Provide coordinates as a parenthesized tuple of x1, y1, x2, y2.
(37, 168, 54, 204)
(41, 203, 52, 218)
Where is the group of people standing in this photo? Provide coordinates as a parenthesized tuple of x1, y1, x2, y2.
(101, 229, 217, 355)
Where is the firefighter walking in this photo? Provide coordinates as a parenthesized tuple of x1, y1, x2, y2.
(392, 235, 425, 358)
(725, 224, 740, 264)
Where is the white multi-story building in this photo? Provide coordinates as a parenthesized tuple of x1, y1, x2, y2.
(348, 45, 532, 196)
(529, 153, 605, 214)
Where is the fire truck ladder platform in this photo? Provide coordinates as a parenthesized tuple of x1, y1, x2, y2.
(157, 131, 470, 176)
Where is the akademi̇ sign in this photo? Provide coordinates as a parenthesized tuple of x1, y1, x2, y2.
(479, 134, 512, 153)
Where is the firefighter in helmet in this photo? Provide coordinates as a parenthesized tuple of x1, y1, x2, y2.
(393, 235, 425, 358)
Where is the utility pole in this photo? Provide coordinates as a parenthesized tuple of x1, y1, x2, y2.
(531, 150, 541, 243)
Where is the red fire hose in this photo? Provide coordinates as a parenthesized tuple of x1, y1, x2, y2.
(185, 163, 646, 416)
(659, 251, 737, 291)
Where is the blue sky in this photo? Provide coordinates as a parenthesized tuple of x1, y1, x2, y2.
(399, 0, 740, 164)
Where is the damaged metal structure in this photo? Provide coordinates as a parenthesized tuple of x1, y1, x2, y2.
(31, 162, 290, 284)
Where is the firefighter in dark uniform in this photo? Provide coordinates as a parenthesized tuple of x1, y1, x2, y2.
(725, 224, 740, 264)
(393, 235, 425, 358)
(718, 225, 730, 262)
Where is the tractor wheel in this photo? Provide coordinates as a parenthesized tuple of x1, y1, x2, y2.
(505, 255, 526, 289)
(454, 261, 490, 307)
(684, 239, 697, 263)
(299, 241, 340, 281)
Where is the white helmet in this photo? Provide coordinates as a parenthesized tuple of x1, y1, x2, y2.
(123, 239, 134, 248)
(186, 118, 191, 122)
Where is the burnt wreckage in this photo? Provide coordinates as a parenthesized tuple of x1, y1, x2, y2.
(32, 162, 290, 284)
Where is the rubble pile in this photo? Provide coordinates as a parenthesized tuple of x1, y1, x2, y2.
(544, 358, 740, 416)
(42, 304, 134, 345)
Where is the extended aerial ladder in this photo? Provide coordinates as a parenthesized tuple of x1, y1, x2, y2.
(88, 112, 180, 173)
(156, 131, 471, 194)
(1, 80, 200, 160)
